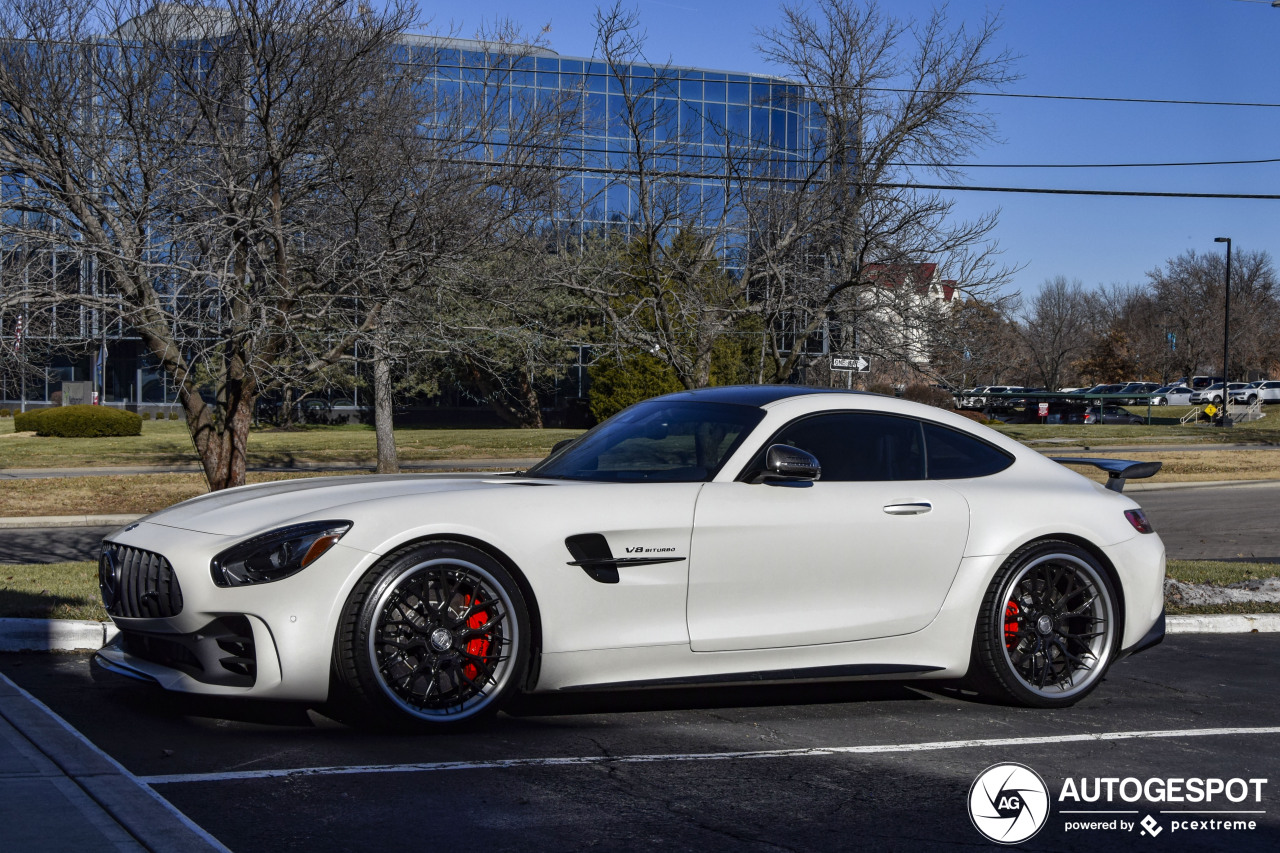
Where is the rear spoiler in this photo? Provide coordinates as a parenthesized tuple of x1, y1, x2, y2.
(1050, 458, 1162, 493)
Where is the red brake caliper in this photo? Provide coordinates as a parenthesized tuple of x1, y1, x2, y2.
(1004, 600, 1020, 650)
(461, 596, 491, 681)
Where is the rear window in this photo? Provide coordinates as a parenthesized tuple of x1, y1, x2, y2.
(923, 422, 1014, 479)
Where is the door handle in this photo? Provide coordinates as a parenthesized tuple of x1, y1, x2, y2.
(883, 502, 932, 515)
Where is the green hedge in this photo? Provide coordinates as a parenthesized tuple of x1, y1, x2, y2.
(14, 405, 142, 437)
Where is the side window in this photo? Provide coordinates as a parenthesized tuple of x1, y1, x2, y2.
(922, 422, 1013, 479)
(771, 413, 925, 481)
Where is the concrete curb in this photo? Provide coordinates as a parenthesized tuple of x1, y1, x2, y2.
(0, 614, 1276, 654)
(0, 619, 120, 652)
(1166, 613, 1280, 634)
(0, 514, 144, 530)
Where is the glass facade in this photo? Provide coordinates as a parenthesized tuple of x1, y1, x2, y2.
(408, 37, 811, 230)
(1, 36, 814, 407)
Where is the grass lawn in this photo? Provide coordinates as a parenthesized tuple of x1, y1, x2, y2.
(0, 562, 105, 621)
(1, 559, 1274, 624)
(0, 418, 579, 469)
(0, 471, 357, 517)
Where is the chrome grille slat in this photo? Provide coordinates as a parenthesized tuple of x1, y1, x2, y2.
(101, 543, 183, 618)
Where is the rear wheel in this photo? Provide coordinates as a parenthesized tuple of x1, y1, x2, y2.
(971, 540, 1118, 708)
(334, 542, 530, 727)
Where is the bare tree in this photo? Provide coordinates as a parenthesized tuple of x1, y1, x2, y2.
(1016, 277, 1094, 391)
(1145, 249, 1279, 381)
(747, 0, 1018, 383)
(541, 3, 752, 391)
(0, 0, 422, 488)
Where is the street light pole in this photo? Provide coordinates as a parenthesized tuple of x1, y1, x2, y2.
(1214, 236, 1232, 428)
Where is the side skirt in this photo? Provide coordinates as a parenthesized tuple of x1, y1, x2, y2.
(559, 662, 944, 692)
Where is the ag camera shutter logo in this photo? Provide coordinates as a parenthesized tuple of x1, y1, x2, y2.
(969, 763, 1051, 844)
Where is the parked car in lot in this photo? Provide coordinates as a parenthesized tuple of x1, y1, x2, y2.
(1256, 380, 1280, 403)
(1189, 383, 1251, 406)
(1116, 382, 1161, 404)
(1074, 384, 1125, 398)
(93, 386, 1167, 725)
(1084, 405, 1145, 425)
(1231, 383, 1261, 405)
(1001, 401, 1087, 424)
(1151, 385, 1194, 406)
(959, 386, 991, 409)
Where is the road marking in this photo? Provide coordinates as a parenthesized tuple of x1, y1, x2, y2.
(0, 671, 232, 853)
(138, 725, 1280, 785)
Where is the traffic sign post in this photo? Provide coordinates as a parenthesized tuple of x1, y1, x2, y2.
(832, 355, 869, 372)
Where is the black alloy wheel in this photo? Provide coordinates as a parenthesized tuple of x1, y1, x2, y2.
(971, 540, 1118, 708)
(335, 542, 530, 727)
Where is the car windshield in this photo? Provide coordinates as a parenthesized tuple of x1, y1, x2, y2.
(525, 400, 765, 483)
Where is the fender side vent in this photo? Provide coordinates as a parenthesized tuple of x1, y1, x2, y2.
(564, 534, 620, 584)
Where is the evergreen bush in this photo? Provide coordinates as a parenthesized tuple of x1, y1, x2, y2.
(16, 405, 142, 437)
(587, 353, 684, 422)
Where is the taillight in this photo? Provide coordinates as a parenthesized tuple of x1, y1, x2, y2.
(1125, 509, 1154, 534)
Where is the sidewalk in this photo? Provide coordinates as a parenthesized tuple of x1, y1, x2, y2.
(0, 670, 227, 852)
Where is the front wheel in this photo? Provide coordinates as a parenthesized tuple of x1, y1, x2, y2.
(334, 541, 530, 727)
(970, 540, 1119, 708)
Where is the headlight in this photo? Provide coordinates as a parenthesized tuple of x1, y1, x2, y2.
(210, 520, 352, 588)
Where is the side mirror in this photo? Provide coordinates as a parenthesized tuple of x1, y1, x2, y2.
(547, 438, 576, 458)
(763, 444, 821, 482)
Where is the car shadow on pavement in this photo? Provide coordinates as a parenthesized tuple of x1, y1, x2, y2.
(504, 680, 931, 720)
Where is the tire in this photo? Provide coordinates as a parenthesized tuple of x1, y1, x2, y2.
(970, 540, 1119, 708)
(334, 541, 530, 728)
(1157, 398, 1167, 406)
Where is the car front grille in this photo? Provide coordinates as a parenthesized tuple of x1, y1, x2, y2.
(99, 543, 184, 618)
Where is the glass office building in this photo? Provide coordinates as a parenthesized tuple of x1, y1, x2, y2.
(1, 35, 813, 407)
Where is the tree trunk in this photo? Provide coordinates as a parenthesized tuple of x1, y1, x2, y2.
(372, 346, 399, 474)
(184, 391, 254, 491)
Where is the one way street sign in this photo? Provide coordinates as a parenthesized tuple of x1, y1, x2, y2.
(832, 356, 870, 372)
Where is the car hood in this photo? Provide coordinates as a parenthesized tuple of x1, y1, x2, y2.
(138, 473, 556, 536)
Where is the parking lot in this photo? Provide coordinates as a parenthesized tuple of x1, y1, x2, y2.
(2, 631, 1277, 852)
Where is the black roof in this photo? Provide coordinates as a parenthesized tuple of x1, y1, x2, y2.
(652, 385, 868, 407)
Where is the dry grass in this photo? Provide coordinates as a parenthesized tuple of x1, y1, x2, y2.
(0, 471, 354, 517)
(1166, 560, 1277, 586)
(0, 418, 579, 469)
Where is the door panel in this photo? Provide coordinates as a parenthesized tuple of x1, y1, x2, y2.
(687, 480, 969, 651)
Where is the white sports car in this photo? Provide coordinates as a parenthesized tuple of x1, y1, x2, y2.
(95, 386, 1167, 727)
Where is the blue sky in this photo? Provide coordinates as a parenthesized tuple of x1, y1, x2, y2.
(418, 0, 1280, 298)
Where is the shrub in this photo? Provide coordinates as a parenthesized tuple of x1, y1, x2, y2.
(902, 383, 955, 409)
(13, 408, 46, 432)
(141, 411, 152, 420)
(587, 353, 684, 422)
(168, 411, 179, 420)
(951, 410, 987, 423)
(0, 408, 10, 418)
(17, 405, 142, 437)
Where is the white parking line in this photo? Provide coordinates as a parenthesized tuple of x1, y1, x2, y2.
(139, 725, 1280, 786)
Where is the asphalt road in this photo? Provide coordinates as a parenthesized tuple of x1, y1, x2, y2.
(3, 481, 1278, 565)
(2, 634, 1278, 851)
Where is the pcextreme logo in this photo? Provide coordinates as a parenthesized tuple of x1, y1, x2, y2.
(968, 763, 1051, 844)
